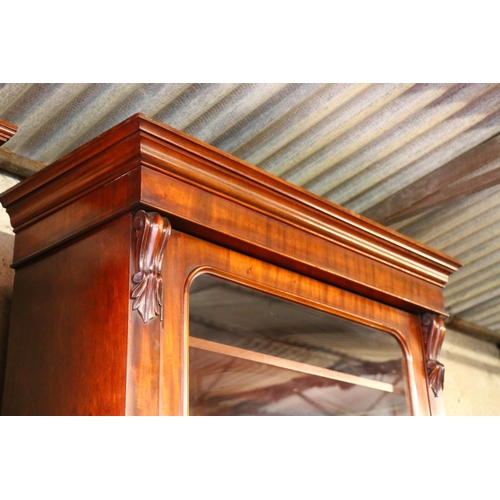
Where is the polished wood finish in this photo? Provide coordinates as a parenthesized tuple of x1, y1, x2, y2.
(0, 119, 17, 146)
(0, 114, 461, 314)
(0, 113, 462, 415)
(164, 230, 431, 415)
(2, 216, 131, 415)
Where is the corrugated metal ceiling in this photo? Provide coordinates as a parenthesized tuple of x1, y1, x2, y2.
(1, 83, 500, 338)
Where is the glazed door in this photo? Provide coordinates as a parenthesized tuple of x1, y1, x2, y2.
(189, 273, 409, 416)
(161, 230, 432, 416)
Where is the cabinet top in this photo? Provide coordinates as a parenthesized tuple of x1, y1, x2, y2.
(0, 113, 462, 313)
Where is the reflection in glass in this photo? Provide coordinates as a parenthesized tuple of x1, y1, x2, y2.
(189, 274, 409, 416)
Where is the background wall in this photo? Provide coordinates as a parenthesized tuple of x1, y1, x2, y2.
(441, 328, 500, 415)
(0, 172, 19, 409)
(0, 170, 499, 415)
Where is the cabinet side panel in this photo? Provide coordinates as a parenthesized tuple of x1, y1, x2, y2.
(1, 215, 132, 415)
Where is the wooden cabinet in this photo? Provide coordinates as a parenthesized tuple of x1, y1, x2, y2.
(0, 113, 461, 415)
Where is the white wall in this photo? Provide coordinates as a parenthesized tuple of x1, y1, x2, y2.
(441, 328, 500, 415)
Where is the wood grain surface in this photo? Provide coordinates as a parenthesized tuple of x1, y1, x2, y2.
(0, 113, 459, 415)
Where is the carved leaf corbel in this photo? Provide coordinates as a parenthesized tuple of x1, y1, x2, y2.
(421, 313, 446, 397)
(131, 210, 171, 323)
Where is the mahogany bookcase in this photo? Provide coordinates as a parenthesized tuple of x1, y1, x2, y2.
(0, 114, 461, 416)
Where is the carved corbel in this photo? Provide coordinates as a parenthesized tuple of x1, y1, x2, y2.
(421, 313, 446, 397)
(131, 210, 171, 323)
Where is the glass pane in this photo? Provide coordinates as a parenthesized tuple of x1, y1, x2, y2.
(189, 274, 409, 416)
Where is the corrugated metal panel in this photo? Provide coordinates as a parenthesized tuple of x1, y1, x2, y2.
(1, 82, 500, 334)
